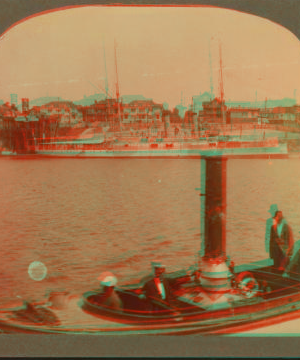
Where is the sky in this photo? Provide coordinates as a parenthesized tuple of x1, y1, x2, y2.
(0, 5, 300, 109)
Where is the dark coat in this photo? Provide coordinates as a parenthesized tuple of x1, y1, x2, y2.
(142, 276, 174, 305)
(270, 222, 294, 268)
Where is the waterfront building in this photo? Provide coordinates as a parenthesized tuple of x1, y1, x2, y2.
(21, 98, 29, 114)
(81, 98, 121, 126)
(122, 100, 163, 125)
(40, 101, 83, 126)
(227, 107, 260, 125)
(192, 91, 213, 113)
(198, 98, 227, 125)
(259, 106, 300, 129)
(0, 103, 17, 130)
(10, 94, 18, 107)
(170, 108, 182, 125)
(175, 103, 187, 119)
(2, 113, 39, 153)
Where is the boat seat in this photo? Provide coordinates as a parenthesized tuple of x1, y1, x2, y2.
(115, 289, 150, 312)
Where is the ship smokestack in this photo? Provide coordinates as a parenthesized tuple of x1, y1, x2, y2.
(204, 156, 227, 257)
(200, 156, 231, 296)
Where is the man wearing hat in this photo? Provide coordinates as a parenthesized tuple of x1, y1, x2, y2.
(265, 204, 278, 256)
(141, 261, 175, 311)
(270, 210, 294, 270)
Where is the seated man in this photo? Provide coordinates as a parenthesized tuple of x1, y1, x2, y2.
(140, 261, 177, 312)
(97, 273, 123, 311)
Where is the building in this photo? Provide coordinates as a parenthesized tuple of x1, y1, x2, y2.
(227, 107, 260, 125)
(198, 98, 227, 125)
(80, 98, 122, 130)
(21, 98, 29, 114)
(2, 113, 39, 153)
(1, 101, 60, 153)
(170, 108, 182, 125)
(175, 104, 187, 119)
(192, 92, 214, 113)
(40, 101, 83, 127)
(10, 94, 18, 107)
(259, 106, 299, 128)
(122, 100, 163, 125)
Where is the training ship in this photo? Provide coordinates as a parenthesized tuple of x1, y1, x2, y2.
(31, 132, 288, 159)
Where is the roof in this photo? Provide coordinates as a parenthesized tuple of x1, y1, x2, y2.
(229, 107, 260, 112)
(128, 100, 163, 108)
(42, 101, 79, 110)
(192, 91, 213, 102)
(15, 116, 27, 122)
(202, 98, 225, 106)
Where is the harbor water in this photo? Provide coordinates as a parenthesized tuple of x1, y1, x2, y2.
(0, 157, 299, 306)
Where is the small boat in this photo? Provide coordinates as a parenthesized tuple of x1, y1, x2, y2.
(0, 262, 300, 334)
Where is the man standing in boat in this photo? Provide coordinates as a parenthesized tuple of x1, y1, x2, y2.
(140, 261, 175, 311)
(270, 210, 294, 270)
(265, 204, 278, 256)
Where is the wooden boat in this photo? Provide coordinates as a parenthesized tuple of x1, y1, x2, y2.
(0, 261, 299, 335)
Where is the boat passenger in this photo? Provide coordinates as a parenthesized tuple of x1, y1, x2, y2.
(140, 261, 176, 311)
(97, 273, 123, 311)
(270, 211, 294, 270)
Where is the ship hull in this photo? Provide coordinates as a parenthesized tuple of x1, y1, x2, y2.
(34, 143, 288, 159)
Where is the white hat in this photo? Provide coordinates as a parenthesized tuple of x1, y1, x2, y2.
(97, 271, 117, 286)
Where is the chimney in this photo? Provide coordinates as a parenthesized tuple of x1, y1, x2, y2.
(22, 98, 29, 113)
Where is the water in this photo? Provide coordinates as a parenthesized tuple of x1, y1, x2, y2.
(0, 157, 299, 305)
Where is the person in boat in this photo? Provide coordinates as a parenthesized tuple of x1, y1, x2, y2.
(140, 261, 176, 311)
(265, 204, 278, 256)
(97, 273, 123, 311)
(270, 210, 294, 270)
(282, 240, 300, 278)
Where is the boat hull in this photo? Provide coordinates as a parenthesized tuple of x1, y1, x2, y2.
(0, 266, 300, 335)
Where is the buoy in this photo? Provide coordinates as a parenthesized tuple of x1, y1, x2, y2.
(236, 271, 259, 298)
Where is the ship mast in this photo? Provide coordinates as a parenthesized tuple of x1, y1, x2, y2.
(209, 38, 214, 100)
(219, 41, 226, 125)
(114, 39, 122, 132)
(102, 37, 111, 130)
(219, 42, 224, 103)
(103, 38, 109, 100)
